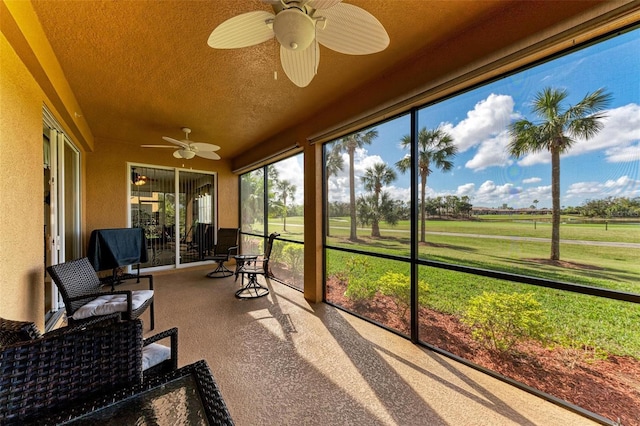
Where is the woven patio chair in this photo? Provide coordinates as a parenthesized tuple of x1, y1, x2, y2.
(205, 227, 240, 278)
(0, 316, 178, 425)
(47, 257, 155, 329)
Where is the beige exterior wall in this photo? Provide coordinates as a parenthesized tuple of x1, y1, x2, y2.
(0, 32, 46, 327)
(85, 136, 237, 235)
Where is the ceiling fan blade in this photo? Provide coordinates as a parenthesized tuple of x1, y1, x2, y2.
(208, 11, 275, 49)
(162, 136, 189, 148)
(190, 142, 221, 152)
(280, 41, 320, 88)
(195, 151, 221, 160)
(316, 3, 389, 55)
(308, 0, 342, 10)
(141, 145, 176, 148)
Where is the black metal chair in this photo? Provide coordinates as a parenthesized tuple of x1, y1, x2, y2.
(47, 257, 155, 330)
(235, 232, 279, 299)
(205, 228, 240, 278)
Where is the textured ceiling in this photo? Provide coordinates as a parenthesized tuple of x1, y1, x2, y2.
(30, 0, 605, 161)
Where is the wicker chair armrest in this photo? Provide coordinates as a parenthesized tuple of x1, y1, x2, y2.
(101, 273, 154, 291)
(227, 245, 239, 255)
(0, 318, 42, 345)
(46, 313, 121, 338)
(143, 327, 178, 372)
(143, 327, 177, 346)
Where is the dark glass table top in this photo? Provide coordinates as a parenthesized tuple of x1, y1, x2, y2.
(64, 375, 208, 425)
(39, 360, 234, 426)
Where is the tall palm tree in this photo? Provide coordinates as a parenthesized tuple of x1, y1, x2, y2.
(325, 146, 344, 237)
(396, 127, 457, 243)
(508, 87, 611, 261)
(275, 179, 296, 232)
(333, 129, 378, 241)
(361, 163, 397, 237)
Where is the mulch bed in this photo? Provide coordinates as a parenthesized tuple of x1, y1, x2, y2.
(326, 277, 640, 425)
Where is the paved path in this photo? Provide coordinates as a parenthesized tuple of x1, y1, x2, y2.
(425, 231, 640, 249)
(317, 223, 640, 249)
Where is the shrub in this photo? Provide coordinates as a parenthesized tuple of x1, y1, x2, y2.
(343, 257, 377, 303)
(462, 291, 548, 352)
(378, 272, 429, 320)
(282, 243, 304, 277)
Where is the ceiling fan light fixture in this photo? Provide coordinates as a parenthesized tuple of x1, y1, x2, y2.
(179, 149, 196, 159)
(273, 8, 315, 51)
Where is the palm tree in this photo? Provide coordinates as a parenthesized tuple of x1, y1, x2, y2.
(508, 87, 612, 261)
(333, 129, 378, 241)
(357, 192, 399, 237)
(396, 127, 457, 243)
(274, 179, 296, 232)
(361, 163, 397, 237)
(325, 146, 344, 237)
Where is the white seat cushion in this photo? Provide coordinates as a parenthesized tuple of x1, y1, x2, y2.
(70, 290, 154, 320)
(142, 342, 171, 370)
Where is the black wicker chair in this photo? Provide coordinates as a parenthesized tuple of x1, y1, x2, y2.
(0, 316, 177, 425)
(47, 257, 155, 329)
(205, 227, 240, 278)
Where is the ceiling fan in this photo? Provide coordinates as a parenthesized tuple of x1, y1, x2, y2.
(141, 128, 221, 160)
(207, 0, 389, 87)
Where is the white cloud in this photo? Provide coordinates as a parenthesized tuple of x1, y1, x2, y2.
(605, 142, 640, 163)
(523, 177, 542, 184)
(272, 156, 304, 203)
(565, 175, 640, 202)
(456, 183, 475, 196)
(472, 180, 523, 206)
(385, 185, 411, 202)
(441, 93, 516, 153)
(464, 131, 513, 171)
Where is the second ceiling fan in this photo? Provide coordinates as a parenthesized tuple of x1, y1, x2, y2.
(208, 0, 389, 87)
(142, 128, 221, 160)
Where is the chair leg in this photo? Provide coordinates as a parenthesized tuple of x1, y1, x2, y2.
(150, 301, 155, 330)
(206, 261, 233, 278)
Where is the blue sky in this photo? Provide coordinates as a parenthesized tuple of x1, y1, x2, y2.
(275, 28, 639, 210)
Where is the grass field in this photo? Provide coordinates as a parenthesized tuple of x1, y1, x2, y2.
(326, 249, 640, 358)
(257, 215, 640, 357)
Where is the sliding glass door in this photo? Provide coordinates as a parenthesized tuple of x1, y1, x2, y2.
(129, 164, 216, 269)
(44, 108, 81, 327)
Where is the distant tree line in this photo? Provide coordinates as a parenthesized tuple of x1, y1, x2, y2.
(576, 196, 640, 218)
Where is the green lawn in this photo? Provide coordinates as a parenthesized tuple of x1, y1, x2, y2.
(252, 215, 640, 356)
(323, 216, 640, 293)
(326, 249, 640, 358)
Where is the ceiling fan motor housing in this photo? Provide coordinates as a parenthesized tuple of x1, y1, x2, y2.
(273, 8, 315, 51)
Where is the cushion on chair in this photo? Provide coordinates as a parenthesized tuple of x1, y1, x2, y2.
(70, 290, 154, 320)
(142, 342, 171, 370)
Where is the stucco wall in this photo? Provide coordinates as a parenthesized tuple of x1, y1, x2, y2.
(85, 136, 238, 243)
(0, 33, 45, 327)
